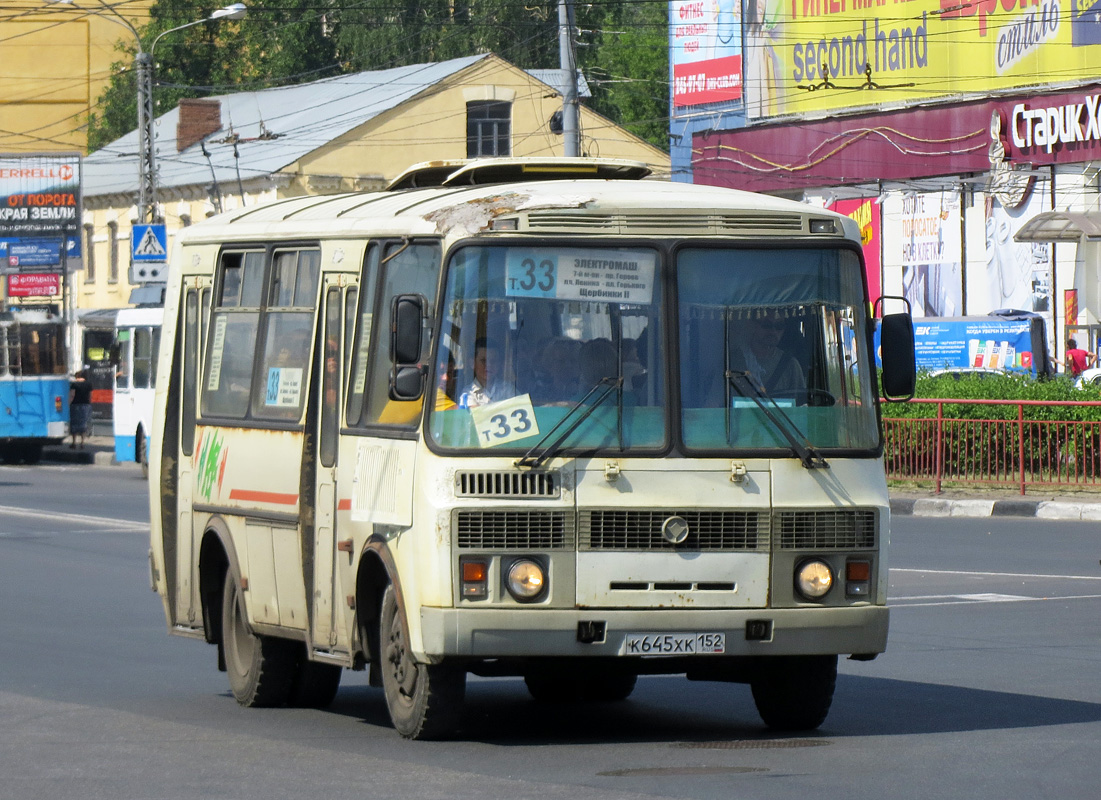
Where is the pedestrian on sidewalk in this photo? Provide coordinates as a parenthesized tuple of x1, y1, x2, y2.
(1065, 338, 1096, 377)
(69, 370, 92, 449)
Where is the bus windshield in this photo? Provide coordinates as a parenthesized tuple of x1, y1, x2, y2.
(428, 243, 666, 454)
(678, 246, 878, 452)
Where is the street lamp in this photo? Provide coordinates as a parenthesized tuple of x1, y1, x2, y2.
(53, 1, 247, 224)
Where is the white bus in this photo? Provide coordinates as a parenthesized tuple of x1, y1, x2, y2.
(114, 306, 161, 476)
(149, 158, 915, 739)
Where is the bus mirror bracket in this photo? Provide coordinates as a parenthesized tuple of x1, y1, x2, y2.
(875, 295, 916, 402)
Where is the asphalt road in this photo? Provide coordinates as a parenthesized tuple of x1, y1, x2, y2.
(2, 463, 1100, 800)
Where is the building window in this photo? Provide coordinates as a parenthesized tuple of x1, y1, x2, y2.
(83, 223, 95, 283)
(467, 101, 511, 157)
(108, 221, 119, 283)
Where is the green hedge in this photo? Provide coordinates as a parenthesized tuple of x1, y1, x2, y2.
(882, 371, 1101, 422)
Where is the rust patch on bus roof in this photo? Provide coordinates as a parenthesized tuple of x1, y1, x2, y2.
(423, 191, 593, 235)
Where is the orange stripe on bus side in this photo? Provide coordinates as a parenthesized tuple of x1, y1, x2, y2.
(228, 489, 299, 505)
(337, 498, 352, 511)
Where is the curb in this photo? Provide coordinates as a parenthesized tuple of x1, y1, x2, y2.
(891, 497, 1101, 521)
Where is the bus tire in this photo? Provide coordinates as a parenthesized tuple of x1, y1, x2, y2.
(137, 431, 149, 479)
(221, 569, 297, 707)
(290, 656, 342, 709)
(525, 669, 637, 703)
(750, 655, 837, 731)
(380, 584, 464, 739)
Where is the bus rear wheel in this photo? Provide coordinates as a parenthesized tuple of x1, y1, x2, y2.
(221, 569, 297, 707)
(750, 655, 837, 731)
(379, 584, 464, 739)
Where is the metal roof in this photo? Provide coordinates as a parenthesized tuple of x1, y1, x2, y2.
(83, 54, 502, 199)
(1014, 211, 1101, 242)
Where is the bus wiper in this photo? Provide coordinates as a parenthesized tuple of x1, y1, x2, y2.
(726, 370, 828, 470)
(516, 377, 622, 469)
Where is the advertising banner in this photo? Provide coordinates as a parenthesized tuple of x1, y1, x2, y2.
(0, 153, 81, 237)
(911, 318, 1038, 374)
(7, 272, 60, 298)
(672, 0, 743, 107)
(985, 191, 1051, 314)
(0, 236, 79, 271)
(828, 197, 881, 308)
(884, 191, 962, 318)
(740, 0, 1101, 120)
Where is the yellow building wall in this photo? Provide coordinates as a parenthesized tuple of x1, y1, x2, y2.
(0, 2, 153, 154)
(74, 54, 669, 314)
(297, 55, 669, 184)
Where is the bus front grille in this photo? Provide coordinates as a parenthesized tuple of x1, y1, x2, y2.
(454, 470, 560, 498)
(454, 510, 573, 549)
(579, 510, 769, 551)
(774, 510, 876, 549)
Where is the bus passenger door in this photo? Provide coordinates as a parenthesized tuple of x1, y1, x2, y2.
(310, 280, 353, 653)
(176, 282, 209, 629)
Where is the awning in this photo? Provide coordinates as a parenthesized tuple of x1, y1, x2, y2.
(1014, 211, 1101, 243)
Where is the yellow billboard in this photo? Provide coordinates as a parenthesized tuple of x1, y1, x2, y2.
(745, 0, 1100, 120)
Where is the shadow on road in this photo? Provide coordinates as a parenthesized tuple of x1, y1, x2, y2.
(321, 672, 1101, 744)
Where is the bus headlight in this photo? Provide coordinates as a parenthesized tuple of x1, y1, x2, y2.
(505, 559, 546, 602)
(795, 559, 833, 600)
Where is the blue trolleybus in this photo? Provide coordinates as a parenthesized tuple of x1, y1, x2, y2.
(0, 310, 70, 464)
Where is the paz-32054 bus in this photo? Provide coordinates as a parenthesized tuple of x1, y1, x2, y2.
(149, 158, 915, 739)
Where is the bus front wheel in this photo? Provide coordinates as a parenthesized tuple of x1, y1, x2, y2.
(750, 655, 837, 731)
(379, 584, 464, 739)
(221, 569, 297, 707)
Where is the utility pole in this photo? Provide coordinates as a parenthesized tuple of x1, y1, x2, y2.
(558, 0, 581, 157)
(135, 51, 157, 224)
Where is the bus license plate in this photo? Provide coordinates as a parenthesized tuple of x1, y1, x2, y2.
(624, 632, 725, 655)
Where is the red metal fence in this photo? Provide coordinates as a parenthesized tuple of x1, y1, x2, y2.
(882, 398, 1101, 494)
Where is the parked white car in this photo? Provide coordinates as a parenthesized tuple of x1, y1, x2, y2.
(1074, 367, 1101, 388)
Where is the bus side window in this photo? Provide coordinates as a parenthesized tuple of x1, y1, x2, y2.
(202, 250, 264, 419)
(364, 241, 441, 427)
(134, 327, 153, 389)
(182, 290, 199, 456)
(346, 244, 380, 427)
(116, 330, 132, 389)
(251, 249, 320, 421)
(319, 288, 341, 467)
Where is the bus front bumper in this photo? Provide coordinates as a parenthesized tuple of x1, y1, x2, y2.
(418, 605, 888, 661)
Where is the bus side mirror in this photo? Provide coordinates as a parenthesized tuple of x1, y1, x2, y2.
(389, 294, 426, 401)
(879, 312, 916, 402)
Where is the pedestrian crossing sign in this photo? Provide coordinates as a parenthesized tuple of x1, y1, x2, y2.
(132, 223, 167, 263)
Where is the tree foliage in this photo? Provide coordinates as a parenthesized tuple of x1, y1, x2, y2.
(87, 0, 669, 152)
(88, 0, 337, 151)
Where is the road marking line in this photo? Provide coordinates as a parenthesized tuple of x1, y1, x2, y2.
(891, 593, 1101, 607)
(892, 567, 1101, 581)
(0, 505, 147, 532)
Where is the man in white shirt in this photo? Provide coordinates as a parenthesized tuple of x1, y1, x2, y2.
(458, 338, 517, 408)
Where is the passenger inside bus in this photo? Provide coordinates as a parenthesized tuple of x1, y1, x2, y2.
(458, 338, 517, 408)
(729, 310, 807, 395)
(530, 337, 580, 405)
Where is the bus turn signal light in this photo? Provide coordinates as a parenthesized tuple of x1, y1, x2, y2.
(461, 560, 488, 599)
(846, 560, 870, 597)
(55, 396, 62, 412)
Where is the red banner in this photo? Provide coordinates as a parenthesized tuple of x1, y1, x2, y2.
(673, 55, 742, 107)
(1065, 289, 1079, 326)
(7, 272, 60, 297)
(829, 198, 882, 313)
